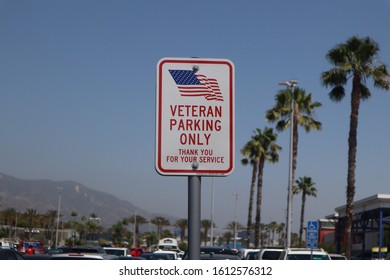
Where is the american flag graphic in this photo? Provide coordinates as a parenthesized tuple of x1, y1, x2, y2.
(168, 70, 223, 101)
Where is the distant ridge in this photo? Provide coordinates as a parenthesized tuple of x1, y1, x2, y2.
(0, 172, 176, 228)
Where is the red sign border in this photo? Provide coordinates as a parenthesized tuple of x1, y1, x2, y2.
(156, 58, 234, 176)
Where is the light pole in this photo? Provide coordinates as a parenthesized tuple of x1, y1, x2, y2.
(232, 192, 238, 248)
(279, 80, 298, 248)
(55, 187, 63, 248)
(133, 211, 137, 248)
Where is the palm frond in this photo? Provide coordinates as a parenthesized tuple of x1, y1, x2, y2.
(328, 85, 345, 102)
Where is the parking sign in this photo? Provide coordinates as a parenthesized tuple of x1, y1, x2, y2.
(156, 58, 234, 176)
(306, 220, 319, 248)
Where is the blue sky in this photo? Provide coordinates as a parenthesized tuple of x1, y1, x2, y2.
(1, 0, 390, 234)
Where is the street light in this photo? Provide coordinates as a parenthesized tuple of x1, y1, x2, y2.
(279, 79, 298, 248)
(55, 187, 63, 248)
(232, 192, 238, 248)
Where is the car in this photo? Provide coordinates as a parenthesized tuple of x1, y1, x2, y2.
(239, 249, 260, 259)
(63, 245, 107, 254)
(50, 253, 118, 260)
(154, 250, 181, 260)
(329, 253, 347, 260)
(182, 246, 240, 260)
(199, 246, 239, 255)
(200, 253, 241, 260)
(245, 250, 260, 260)
(256, 248, 284, 260)
(103, 247, 130, 257)
(129, 247, 145, 257)
(279, 248, 331, 260)
(117, 256, 145, 260)
(151, 252, 177, 260)
(0, 248, 25, 260)
(139, 252, 157, 260)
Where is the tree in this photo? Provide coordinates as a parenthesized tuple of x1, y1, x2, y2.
(24, 208, 38, 239)
(293, 176, 317, 247)
(128, 214, 148, 246)
(174, 218, 188, 244)
(276, 222, 285, 246)
(1, 208, 17, 238)
(321, 35, 390, 258)
(151, 216, 170, 240)
(245, 127, 281, 248)
(241, 137, 260, 248)
(222, 231, 233, 246)
(225, 221, 244, 247)
(201, 219, 214, 245)
(110, 221, 128, 245)
(266, 86, 322, 190)
(44, 210, 57, 247)
(267, 221, 278, 246)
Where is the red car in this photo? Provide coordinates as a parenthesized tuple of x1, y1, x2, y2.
(129, 247, 144, 257)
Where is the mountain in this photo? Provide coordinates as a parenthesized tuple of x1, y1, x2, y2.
(0, 172, 173, 228)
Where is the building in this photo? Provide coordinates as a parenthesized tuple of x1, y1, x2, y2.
(335, 194, 390, 258)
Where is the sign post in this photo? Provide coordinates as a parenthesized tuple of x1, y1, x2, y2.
(156, 58, 234, 259)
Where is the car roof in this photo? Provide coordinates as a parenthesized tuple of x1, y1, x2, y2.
(50, 253, 118, 260)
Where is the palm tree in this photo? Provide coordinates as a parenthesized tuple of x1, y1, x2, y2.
(128, 214, 148, 246)
(174, 218, 188, 244)
(251, 127, 281, 248)
(24, 208, 38, 239)
(276, 222, 285, 246)
(293, 176, 317, 247)
(110, 221, 127, 245)
(241, 138, 260, 247)
(151, 216, 170, 240)
(267, 221, 278, 246)
(44, 210, 57, 247)
(1, 208, 16, 238)
(225, 221, 244, 247)
(222, 231, 233, 247)
(266, 86, 322, 191)
(321, 35, 390, 258)
(201, 219, 214, 245)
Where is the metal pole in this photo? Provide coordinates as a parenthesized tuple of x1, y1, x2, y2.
(55, 187, 63, 248)
(210, 177, 214, 246)
(133, 210, 137, 247)
(233, 193, 238, 248)
(279, 80, 298, 248)
(188, 175, 201, 260)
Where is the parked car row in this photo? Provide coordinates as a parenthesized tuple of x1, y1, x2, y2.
(0, 245, 369, 261)
(241, 247, 348, 260)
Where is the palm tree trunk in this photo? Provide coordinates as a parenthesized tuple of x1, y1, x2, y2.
(254, 157, 265, 248)
(345, 75, 361, 259)
(299, 192, 306, 247)
(246, 162, 258, 247)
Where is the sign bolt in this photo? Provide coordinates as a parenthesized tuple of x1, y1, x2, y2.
(192, 162, 199, 170)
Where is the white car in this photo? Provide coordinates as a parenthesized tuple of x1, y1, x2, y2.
(279, 248, 331, 260)
(153, 250, 181, 260)
(329, 253, 347, 260)
(256, 248, 284, 260)
(103, 247, 130, 257)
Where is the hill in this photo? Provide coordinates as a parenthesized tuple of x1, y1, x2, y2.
(0, 172, 173, 228)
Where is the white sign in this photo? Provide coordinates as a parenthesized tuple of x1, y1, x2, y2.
(156, 57, 234, 176)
